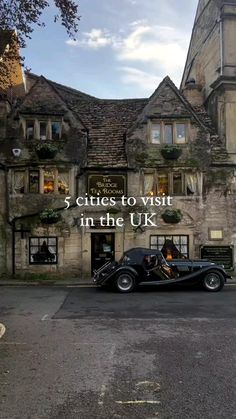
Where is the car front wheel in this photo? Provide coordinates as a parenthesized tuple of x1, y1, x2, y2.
(115, 272, 136, 293)
(202, 270, 225, 292)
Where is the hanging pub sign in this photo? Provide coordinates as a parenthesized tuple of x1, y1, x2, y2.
(87, 174, 126, 197)
(200, 245, 234, 270)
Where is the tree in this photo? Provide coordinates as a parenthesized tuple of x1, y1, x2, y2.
(0, 0, 80, 91)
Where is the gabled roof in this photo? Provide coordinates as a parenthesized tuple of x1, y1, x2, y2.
(127, 76, 214, 135)
(43, 77, 147, 168)
(22, 73, 214, 168)
(18, 75, 70, 115)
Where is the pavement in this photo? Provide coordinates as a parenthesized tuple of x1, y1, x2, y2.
(0, 275, 236, 286)
(1, 286, 236, 418)
(0, 277, 94, 286)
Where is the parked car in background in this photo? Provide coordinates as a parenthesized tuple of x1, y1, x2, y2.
(93, 247, 231, 293)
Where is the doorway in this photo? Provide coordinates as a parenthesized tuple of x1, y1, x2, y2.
(91, 233, 115, 272)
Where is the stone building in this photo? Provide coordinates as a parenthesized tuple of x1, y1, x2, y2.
(0, 0, 236, 278)
(181, 0, 236, 163)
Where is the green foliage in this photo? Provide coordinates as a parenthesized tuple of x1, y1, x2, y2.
(35, 143, 58, 158)
(185, 158, 200, 167)
(39, 209, 61, 224)
(161, 145, 182, 160)
(0, 1, 80, 89)
(36, 143, 58, 152)
(161, 208, 183, 224)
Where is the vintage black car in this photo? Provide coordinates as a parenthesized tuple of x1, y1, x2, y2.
(93, 247, 231, 293)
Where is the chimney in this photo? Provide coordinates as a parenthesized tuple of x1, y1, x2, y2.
(182, 78, 204, 106)
(0, 95, 11, 140)
(0, 30, 26, 100)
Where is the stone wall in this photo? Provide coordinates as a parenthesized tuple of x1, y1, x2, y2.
(0, 169, 7, 275)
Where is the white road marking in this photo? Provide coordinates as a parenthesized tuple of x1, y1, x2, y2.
(0, 323, 6, 339)
(66, 285, 96, 288)
(98, 384, 107, 406)
(115, 400, 161, 405)
(41, 314, 49, 321)
(0, 342, 27, 345)
(98, 344, 116, 406)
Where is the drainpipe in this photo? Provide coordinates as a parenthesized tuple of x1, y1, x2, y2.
(219, 18, 223, 76)
(12, 219, 16, 275)
(0, 163, 11, 274)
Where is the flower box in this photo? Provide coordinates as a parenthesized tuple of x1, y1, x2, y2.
(161, 146, 182, 160)
(161, 209, 183, 224)
(39, 209, 61, 224)
(36, 145, 58, 159)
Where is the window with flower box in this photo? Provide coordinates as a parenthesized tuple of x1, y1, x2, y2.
(24, 118, 62, 141)
(150, 121, 188, 145)
(12, 168, 70, 195)
(143, 171, 202, 196)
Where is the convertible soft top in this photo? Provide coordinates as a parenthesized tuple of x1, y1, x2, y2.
(124, 248, 162, 262)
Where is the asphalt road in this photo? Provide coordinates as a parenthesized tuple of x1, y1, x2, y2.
(0, 285, 236, 419)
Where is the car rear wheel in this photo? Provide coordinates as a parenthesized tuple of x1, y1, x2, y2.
(202, 270, 225, 292)
(115, 272, 136, 293)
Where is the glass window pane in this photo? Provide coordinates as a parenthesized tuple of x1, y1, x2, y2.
(181, 236, 187, 244)
(157, 174, 168, 195)
(151, 124, 161, 144)
(44, 169, 55, 194)
(157, 236, 165, 245)
(181, 245, 188, 255)
(48, 238, 56, 246)
(164, 124, 173, 144)
(176, 124, 186, 144)
(150, 236, 157, 245)
(58, 171, 69, 194)
(14, 171, 25, 194)
(144, 174, 155, 196)
(29, 171, 39, 193)
(30, 238, 38, 246)
(26, 121, 34, 140)
(30, 237, 57, 264)
(51, 122, 61, 140)
(173, 173, 182, 195)
(150, 235, 189, 258)
(39, 122, 47, 140)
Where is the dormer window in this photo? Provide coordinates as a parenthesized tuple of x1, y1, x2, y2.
(24, 118, 62, 140)
(51, 122, 61, 140)
(176, 123, 186, 144)
(164, 124, 173, 144)
(39, 121, 47, 140)
(150, 121, 187, 144)
(151, 123, 161, 144)
(26, 120, 34, 140)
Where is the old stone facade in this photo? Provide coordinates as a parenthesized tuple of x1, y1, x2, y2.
(0, 0, 236, 278)
(181, 0, 236, 163)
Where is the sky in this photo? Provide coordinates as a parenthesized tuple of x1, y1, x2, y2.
(23, 0, 199, 99)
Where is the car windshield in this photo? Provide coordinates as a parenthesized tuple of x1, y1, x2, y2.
(118, 254, 129, 263)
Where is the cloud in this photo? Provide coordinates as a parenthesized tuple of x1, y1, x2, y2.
(116, 24, 188, 71)
(67, 23, 188, 67)
(66, 28, 116, 49)
(66, 22, 189, 87)
(119, 66, 162, 94)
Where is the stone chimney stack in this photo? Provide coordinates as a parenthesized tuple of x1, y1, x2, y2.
(0, 30, 25, 100)
(182, 79, 204, 107)
(0, 95, 11, 139)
